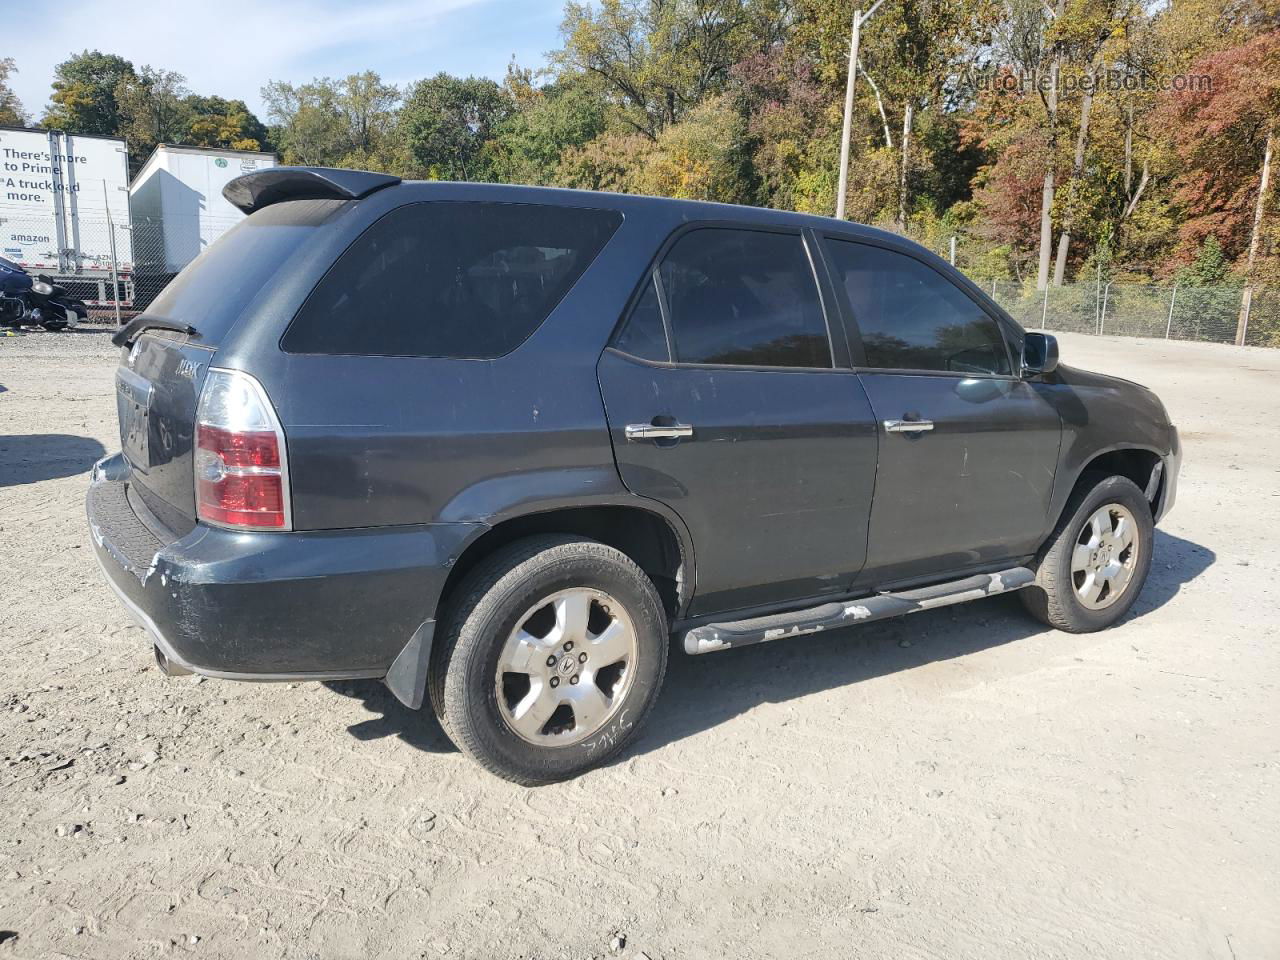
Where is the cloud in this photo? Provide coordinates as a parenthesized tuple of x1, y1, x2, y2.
(7, 0, 561, 119)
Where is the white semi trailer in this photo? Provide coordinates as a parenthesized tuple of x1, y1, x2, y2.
(0, 126, 133, 308)
(128, 144, 277, 276)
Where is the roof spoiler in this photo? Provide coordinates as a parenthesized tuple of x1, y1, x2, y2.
(222, 167, 401, 214)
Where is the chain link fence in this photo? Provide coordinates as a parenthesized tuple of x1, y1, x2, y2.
(870, 223, 1278, 348)
(5, 209, 1278, 348)
(0, 211, 241, 322)
(986, 279, 1278, 348)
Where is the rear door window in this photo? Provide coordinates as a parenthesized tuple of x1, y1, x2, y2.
(658, 228, 831, 368)
(282, 201, 622, 358)
(824, 239, 1011, 375)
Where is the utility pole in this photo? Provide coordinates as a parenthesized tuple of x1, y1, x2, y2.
(835, 0, 886, 219)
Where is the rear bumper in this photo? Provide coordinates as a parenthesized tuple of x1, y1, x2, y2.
(87, 454, 480, 683)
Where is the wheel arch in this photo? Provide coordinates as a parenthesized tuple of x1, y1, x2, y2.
(1045, 444, 1164, 547)
(1073, 445, 1164, 503)
(437, 502, 693, 630)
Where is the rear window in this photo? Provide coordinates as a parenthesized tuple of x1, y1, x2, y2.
(144, 199, 349, 344)
(281, 201, 623, 358)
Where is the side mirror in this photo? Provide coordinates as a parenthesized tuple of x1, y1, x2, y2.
(1022, 332, 1059, 377)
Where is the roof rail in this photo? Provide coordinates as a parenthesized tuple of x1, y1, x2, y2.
(223, 166, 401, 214)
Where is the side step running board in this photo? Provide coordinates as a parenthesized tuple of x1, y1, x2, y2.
(682, 567, 1035, 655)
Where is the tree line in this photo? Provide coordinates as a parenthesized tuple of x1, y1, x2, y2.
(1, 0, 1276, 289)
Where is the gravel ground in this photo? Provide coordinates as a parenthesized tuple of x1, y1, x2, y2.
(1, 328, 1276, 960)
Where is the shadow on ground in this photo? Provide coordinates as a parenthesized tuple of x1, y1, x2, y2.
(0, 434, 105, 487)
(330, 529, 1214, 765)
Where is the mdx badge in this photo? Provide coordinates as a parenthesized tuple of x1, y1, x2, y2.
(177, 358, 204, 380)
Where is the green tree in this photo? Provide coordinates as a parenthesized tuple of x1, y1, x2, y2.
(263, 74, 397, 167)
(633, 94, 752, 200)
(41, 50, 136, 135)
(1, 58, 28, 126)
(554, 0, 789, 139)
(555, 131, 656, 191)
(335, 71, 400, 161)
(263, 79, 350, 164)
(399, 73, 508, 180)
(488, 73, 606, 185)
(115, 67, 191, 167)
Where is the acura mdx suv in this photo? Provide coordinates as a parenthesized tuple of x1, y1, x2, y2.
(88, 167, 1179, 784)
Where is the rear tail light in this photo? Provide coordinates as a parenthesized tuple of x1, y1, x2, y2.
(194, 369, 291, 530)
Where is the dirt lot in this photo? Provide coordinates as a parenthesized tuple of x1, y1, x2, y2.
(1, 329, 1276, 960)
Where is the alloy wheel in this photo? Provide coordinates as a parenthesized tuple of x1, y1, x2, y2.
(1071, 503, 1140, 610)
(495, 588, 638, 746)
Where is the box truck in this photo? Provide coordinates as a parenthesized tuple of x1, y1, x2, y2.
(0, 126, 133, 308)
(128, 144, 277, 284)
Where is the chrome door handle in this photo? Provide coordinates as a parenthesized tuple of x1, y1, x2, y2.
(625, 422, 694, 441)
(883, 419, 934, 434)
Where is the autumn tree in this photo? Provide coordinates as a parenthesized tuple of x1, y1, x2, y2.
(1161, 30, 1280, 275)
(184, 96, 268, 152)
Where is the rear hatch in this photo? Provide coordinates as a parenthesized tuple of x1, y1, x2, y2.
(116, 200, 348, 533)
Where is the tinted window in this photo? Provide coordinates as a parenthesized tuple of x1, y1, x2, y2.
(826, 240, 1011, 375)
(283, 202, 622, 357)
(659, 229, 831, 368)
(147, 199, 349, 345)
(613, 275, 669, 361)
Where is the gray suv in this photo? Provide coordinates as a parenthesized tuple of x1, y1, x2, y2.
(88, 167, 1180, 784)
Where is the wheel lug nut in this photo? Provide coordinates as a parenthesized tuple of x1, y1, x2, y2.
(563, 641, 574, 652)
(550, 676, 560, 688)
(546, 655, 557, 667)
(578, 652, 588, 663)
(570, 675, 579, 685)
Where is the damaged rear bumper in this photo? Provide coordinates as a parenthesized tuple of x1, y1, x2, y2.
(87, 453, 479, 691)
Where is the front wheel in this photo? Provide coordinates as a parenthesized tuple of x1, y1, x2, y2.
(430, 536, 669, 785)
(1021, 473, 1154, 632)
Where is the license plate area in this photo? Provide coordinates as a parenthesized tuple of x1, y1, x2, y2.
(116, 367, 153, 469)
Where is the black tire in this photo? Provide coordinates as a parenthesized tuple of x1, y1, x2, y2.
(1021, 472, 1154, 632)
(429, 535, 669, 785)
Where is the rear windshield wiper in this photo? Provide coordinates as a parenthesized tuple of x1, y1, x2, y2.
(111, 316, 199, 349)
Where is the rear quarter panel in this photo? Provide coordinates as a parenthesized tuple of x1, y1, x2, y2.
(213, 185, 675, 531)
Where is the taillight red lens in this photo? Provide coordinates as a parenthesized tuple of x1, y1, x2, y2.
(194, 370, 290, 530)
(197, 425, 281, 469)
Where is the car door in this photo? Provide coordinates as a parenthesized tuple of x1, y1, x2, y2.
(820, 236, 1062, 588)
(597, 225, 879, 617)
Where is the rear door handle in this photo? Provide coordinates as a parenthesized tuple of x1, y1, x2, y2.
(883, 419, 934, 434)
(625, 422, 694, 441)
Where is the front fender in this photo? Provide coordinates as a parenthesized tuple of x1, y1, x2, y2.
(1034, 364, 1175, 535)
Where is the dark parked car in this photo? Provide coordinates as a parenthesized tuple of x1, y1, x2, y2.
(88, 168, 1180, 784)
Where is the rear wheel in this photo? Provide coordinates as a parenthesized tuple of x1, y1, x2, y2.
(430, 536, 669, 785)
(1021, 473, 1154, 632)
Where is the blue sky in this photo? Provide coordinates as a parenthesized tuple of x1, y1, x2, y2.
(5, 0, 567, 122)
